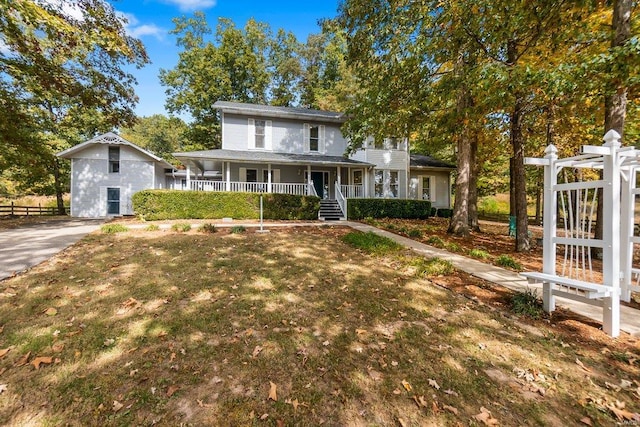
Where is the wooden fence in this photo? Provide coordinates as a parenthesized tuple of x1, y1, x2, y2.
(0, 202, 69, 216)
(477, 210, 541, 226)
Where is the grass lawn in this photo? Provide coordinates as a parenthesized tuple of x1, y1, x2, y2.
(0, 224, 638, 425)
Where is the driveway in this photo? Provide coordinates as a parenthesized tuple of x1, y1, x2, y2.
(0, 219, 104, 281)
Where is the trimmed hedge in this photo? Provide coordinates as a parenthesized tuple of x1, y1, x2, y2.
(132, 190, 320, 220)
(436, 208, 453, 218)
(347, 198, 432, 220)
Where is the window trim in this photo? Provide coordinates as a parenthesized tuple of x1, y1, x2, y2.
(108, 146, 120, 174)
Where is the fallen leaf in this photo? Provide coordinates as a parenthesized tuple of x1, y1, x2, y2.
(52, 343, 64, 353)
(0, 384, 7, 394)
(322, 340, 330, 346)
(398, 417, 408, 427)
(428, 378, 440, 390)
(0, 349, 9, 359)
(103, 338, 115, 347)
(401, 379, 412, 392)
(608, 403, 640, 421)
(392, 388, 402, 395)
(167, 385, 179, 397)
(355, 328, 367, 336)
(474, 407, 499, 426)
(44, 307, 57, 316)
(268, 381, 278, 401)
(579, 417, 593, 426)
(576, 358, 591, 372)
(413, 395, 428, 408)
(252, 346, 263, 358)
(31, 356, 53, 370)
(444, 389, 459, 397)
(15, 352, 30, 367)
(260, 413, 269, 420)
(129, 369, 138, 377)
(112, 400, 123, 412)
(443, 404, 459, 415)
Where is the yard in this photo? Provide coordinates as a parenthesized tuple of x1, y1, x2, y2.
(0, 222, 638, 425)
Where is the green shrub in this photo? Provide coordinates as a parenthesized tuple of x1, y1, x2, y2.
(496, 254, 522, 270)
(445, 242, 462, 252)
(410, 257, 455, 277)
(436, 208, 453, 218)
(341, 231, 402, 255)
(171, 223, 191, 232)
(426, 236, 444, 246)
(511, 289, 543, 319)
(199, 223, 217, 233)
(230, 225, 246, 234)
(145, 224, 160, 231)
(132, 190, 320, 221)
(101, 224, 129, 234)
(347, 198, 432, 220)
(469, 248, 490, 259)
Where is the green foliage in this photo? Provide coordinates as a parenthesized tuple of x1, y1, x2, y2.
(496, 255, 522, 271)
(132, 190, 320, 221)
(444, 242, 462, 252)
(469, 249, 490, 259)
(341, 231, 402, 255)
(145, 224, 160, 232)
(511, 289, 543, 319)
(407, 229, 422, 238)
(426, 236, 444, 246)
(171, 223, 191, 232)
(119, 115, 189, 163)
(199, 223, 217, 233)
(347, 199, 432, 220)
(436, 209, 453, 218)
(410, 257, 455, 277)
(101, 224, 129, 234)
(230, 225, 246, 234)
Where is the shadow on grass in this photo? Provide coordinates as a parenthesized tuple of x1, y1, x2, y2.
(0, 226, 637, 425)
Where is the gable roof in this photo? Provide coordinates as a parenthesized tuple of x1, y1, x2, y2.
(214, 101, 346, 123)
(57, 132, 175, 169)
(410, 154, 456, 170)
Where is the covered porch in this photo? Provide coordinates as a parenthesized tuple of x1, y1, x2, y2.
(170, 149, 373, 200)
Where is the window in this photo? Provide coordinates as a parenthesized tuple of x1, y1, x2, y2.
(262, 169, 280, 183)
(309, 125, 319, 152)
(255, 120, 266, 148)
(246, 169, 258, 183)
(373, 137, 400, 150)
(421, 176, 432, 201)
(353, 170, 363, 185)
(108, 146, 120, 173)
(107, 187, 120, 215)
(374, 170, 399, 198)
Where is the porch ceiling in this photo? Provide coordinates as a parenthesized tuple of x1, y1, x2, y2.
(173, 149, 374, 168)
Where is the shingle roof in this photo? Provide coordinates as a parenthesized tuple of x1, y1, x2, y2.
(173, 149, 373, 167)
(214, 101, 346, 123)
(410, 154, 456, 170)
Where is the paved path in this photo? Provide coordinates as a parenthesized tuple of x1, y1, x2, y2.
(345, 221, 640, 337)
(0, 219, 104, 281)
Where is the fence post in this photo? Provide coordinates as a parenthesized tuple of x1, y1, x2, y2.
(542, 144, 558, 312)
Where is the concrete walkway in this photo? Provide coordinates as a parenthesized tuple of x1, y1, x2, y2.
(0, 219, 104, 281)
(345, 221, 640, 337)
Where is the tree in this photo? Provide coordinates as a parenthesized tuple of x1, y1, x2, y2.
(0, 0, 149, 210)
(120, 115, 189, 163)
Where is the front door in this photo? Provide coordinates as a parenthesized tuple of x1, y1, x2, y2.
(107, 187, 120, 215)
(311, 172, 325, 198)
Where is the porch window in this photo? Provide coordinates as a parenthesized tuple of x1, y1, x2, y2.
(390, 171, 399, 197)
(374, 170, 384, 197)
(108, 146, 120, 173)
(353, 170, 363, 185)
(255, 120, 266, 148)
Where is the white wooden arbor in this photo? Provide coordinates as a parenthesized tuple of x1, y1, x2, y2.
(523, 130, 640, 337)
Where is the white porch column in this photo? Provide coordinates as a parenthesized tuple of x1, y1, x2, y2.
(337, 167, 341, 186)
(225, 162, 231, 191)
(186, 164, 191, 190)
(267, 163, 272, 193)
(307, 165, 312, 195)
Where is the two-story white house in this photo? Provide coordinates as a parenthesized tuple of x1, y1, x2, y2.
(58, 101, 454, 218)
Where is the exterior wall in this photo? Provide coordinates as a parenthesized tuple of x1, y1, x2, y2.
(408, 170, 451, 208)
(221, 113, 348, 156)
(69, 145, 156, 217)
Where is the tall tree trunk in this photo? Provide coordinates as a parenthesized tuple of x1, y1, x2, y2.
(468, 131, 480, 231)
(511, 94, 530, 252)
(53, 158, 66, 215)
(448, 130, 471, 236)
(594, 0, 631, 253)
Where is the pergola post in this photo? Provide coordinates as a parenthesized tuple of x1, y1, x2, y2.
(542, 144, 558, 312)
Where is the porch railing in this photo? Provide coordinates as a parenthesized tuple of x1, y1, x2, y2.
(340, 184, 364, 199)
(335, 181, 347, 219)
(186, 179, 317, 196)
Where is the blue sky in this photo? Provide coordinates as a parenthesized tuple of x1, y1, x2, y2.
(113, 0, 340, 119)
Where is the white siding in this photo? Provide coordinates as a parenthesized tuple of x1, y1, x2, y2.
(408, 170, 451, 208)
(69, 145, 157, 217)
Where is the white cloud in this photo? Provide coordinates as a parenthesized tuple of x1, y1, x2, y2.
(162, 0, 217, 12)
(36, 0, 86, 22)
(118, 12, 164, 41)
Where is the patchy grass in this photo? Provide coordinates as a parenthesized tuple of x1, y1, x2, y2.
(512, 289, 544, 319)
(496, 254, 523, 271)
(199, 223, 217, 234)
(145, 224, 160, 232)
(0, 226, 637, 426)
(230, 225, 246, 234)
(469, 248, 490, 259)
(409, 257, 455, 277)
(170, 223, 191, 233)
(341, 231, 402, 255)
(101, 224, 129, 234)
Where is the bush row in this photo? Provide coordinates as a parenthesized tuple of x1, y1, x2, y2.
(132, 190, 320, 220)
(347, 198, 432, 220)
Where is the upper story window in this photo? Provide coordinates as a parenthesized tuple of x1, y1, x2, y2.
(255, 120, 266, 149)
(373, 137, 401, 150)
(304, 123, 325, 153)
(108, 146, 120, 173)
